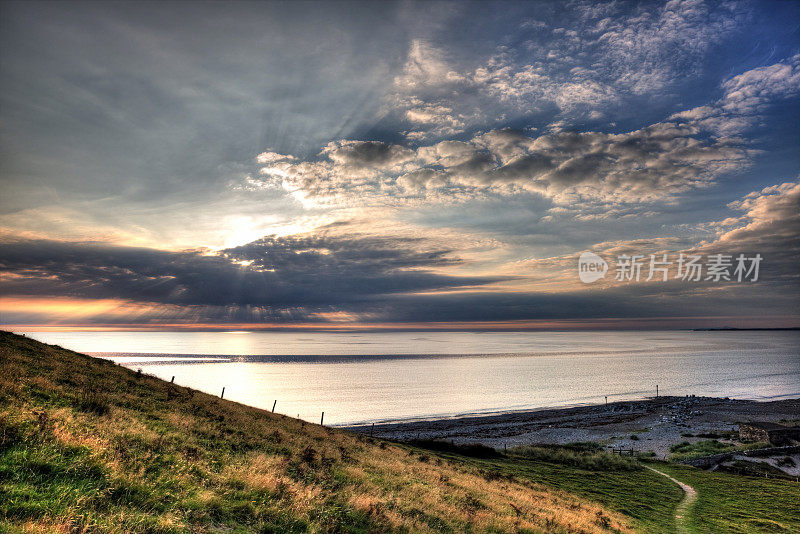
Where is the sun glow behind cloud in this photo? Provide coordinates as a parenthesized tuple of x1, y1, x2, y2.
(0, 297, 158, 322)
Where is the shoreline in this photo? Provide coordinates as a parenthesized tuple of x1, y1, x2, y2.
(335, 392, 800, 428)
(344, 395, 800, 457)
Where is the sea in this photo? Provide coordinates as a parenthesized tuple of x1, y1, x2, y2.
(20, 330, 800, 426)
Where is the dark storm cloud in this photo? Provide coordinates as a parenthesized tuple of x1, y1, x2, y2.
(3, 179, 798, 324)
(225, 234, 456, 273)
(0, 236, 503, 309)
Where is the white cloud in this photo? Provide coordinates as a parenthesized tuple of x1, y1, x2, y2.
(712, 180, 800, 257)
(256, 151, 296, 164)
(251, 55, 795, 218)
(255, 120, 752, 210)
(508, 178, 800, 291)
(393, 39, 465, 89)
(596, 0, 748, 94)
(671, 55, 800, 135)
(386, 0, 749, 140)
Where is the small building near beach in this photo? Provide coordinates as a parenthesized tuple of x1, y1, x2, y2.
(739, 422, 800, 446)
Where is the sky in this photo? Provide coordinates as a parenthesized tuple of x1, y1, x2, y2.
(1, 0, 799, 330)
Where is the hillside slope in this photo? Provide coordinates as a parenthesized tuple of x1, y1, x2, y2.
(0, 331, 632, 533)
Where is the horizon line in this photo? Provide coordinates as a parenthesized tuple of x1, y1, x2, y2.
(4, 315, 800, 333)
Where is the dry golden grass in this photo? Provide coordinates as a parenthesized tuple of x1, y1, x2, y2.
(0, 331, 633, 533)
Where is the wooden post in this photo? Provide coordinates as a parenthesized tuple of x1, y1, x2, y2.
(320, 412, 324, 426)
(370, 423, 374, 437)
(656, 385, 659, 397)
(605, 396, 608, 406)
(272, 400, 277, 413)
(171, 376, 175, 383)
(221, 387, 225, 399)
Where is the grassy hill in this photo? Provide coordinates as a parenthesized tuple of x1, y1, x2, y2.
(0, 331, 634, 533)
(653, 463, 800, 533)
(1, 330, 798, 533)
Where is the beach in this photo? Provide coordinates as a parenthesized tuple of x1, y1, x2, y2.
(346, 396, 800, 458)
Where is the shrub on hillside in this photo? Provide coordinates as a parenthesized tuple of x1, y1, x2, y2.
(76, 390, 111, 416)
(408, 439, 501, 458)
(510, 443, 640, 471)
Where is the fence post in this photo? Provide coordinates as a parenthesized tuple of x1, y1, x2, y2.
(320, 412, 324, 426)
(656, 385, 659, 397)
(171, 376, 175, 383)
(221, 387, 225, 399)
(272, 400, 277, 413)
(370, 422, 374, 437)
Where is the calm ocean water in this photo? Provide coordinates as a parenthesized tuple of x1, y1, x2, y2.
(21, 330, 800, 425)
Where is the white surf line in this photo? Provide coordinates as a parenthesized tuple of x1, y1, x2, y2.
(645, 466, 698, 534)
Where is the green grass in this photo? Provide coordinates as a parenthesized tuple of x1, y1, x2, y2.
(0, 409, 338, 533)
(495, 457, 680, 534)
(510, 442, 642, 471)
(716, 459, 797, 480)
(668, 440, 770, 461)
(409, 441, 800, 534)
(653, 463, 800, 533)
(409, 443, 684, 534)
